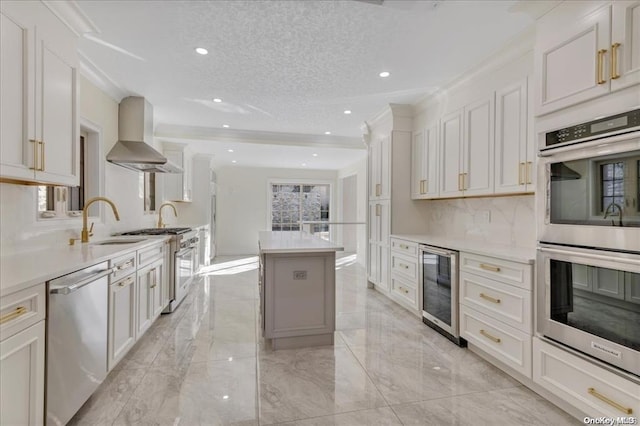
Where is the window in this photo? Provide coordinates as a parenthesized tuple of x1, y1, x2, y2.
(38, 125, 101, 219)
(600, 161, 624, 212)
(596, 155, 640, 217)
(270, 183, 330, 236)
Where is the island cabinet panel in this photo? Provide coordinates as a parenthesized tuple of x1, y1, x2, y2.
(262, 251, 336, 350)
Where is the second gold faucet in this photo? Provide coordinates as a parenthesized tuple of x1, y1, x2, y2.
(158, 202, 177, 228)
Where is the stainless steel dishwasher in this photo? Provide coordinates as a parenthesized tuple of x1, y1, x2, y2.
(46, 261, 112, 426)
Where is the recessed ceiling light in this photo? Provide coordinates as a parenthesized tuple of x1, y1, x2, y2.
(312, 153, 318, 157)
(324, 131, 331, 135)
(379, 71, 390, 78)
(195, 47, 208, 55)
(344, 110, 352, 115)
(223, 124, 230, 128)
(213, 98, 222, 103)
(227, 149, 234, 153)
(231, 160, 237, 164)
(301, 163, 307, 166)
(222, 395, 229, 400)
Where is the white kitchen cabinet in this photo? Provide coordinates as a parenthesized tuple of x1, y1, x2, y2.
(149, 258, 165, 319)
(368, 200, 390, 292)
(368, 135, 390, 200)
(495, 78, 534, 194)
(163, 142, 193, 202)
(0, 1, 79, 186)
(611, 1, 640, 91)
(108, 273, 136, 371)
(536, 2, 640, 115)
(411, 123, 439, 199)
(439, 96, 494, 198)
(0, 317, 45, 426)
(389, 237, 420, 314)
(136, 257, 164, 336)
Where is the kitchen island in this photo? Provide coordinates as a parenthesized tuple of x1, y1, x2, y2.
(258, 231, 343, 350)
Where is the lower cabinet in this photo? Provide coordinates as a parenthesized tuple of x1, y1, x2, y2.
(136, 258, 163, 336)
(108, 273, 136, 371)
(533, 337, 640, 418)
(0, 321, 45, 426)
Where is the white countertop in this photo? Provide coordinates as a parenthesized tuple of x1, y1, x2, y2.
(259, 231, 344, 254)
(391, 234, 536, 264)
(0, 236, 170, 297)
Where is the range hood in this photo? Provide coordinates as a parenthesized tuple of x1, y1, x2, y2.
(107, 97, 182, 173)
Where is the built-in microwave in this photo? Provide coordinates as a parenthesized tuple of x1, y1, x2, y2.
(537, 243, 640, 376)
(537, 108, 640, 253)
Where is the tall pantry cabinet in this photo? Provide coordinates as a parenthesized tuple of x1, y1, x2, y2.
(367, 105, 429, 295)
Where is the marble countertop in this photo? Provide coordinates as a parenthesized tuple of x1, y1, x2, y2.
(259, 231, 344, 254)
(0, 236, 170, 297)
(391, 234, 536, 264)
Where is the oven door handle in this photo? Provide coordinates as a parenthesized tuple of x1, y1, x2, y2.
(538, 245, 640, 266)
(175, 247, 195, 258)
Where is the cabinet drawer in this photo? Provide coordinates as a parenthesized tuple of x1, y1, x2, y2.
(138, 243, 164, 268)
(533, 338, 640, 418)
(390, 274, 418, 310)
(390, 238, 418, 256)
(460, 272, 532, 334)
(460, 305, 532, 378)
(0, 285, 46, 342)
(390, 252, 418, 281)
(460, 252, 532, 290)
(110, 251, 136, 281)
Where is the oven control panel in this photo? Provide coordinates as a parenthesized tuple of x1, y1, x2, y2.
(544, 108, 640, 148)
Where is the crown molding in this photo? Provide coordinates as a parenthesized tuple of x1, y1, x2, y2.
(154, 124, 364, 150)
(42, 0, 99, 36)
(79, 51, 129, 102)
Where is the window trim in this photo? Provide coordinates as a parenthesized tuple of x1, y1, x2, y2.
(267, 178, 335, 240)
(35, 117, 105, 224)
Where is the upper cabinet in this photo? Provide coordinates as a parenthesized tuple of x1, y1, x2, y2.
(495, 78, 534, 194)
(410, 123, 439, 199)
(439, 95, 494, 198)
(535, 1, 640, 116)
(368, 135, 390, 200)
(0, 1, 79, 186)
(163, 142, 192, 202)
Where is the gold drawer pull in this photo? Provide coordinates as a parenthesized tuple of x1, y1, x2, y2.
(480, 329, 501, 343)
(400, 263, 409, 269)
(0, 306, 28, 324)
(588, 387, 633, 414)
(479, 293, 501, 304)
(611, 42, 620, 80)
(399, 244, 409, 250)
(480, 263, 501, 272)
(376, 184, 381, 197)
(118, 277, 134, 287)
(116, 260, 134, 271)
(597, 49, 607, 85)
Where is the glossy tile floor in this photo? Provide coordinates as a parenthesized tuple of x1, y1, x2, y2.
(70, 254, 578, 425)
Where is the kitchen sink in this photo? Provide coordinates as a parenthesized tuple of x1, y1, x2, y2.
(91, 239, 147, 245)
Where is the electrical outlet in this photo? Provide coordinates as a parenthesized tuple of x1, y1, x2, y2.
(293, 271, 307, 280)
(475, 210, 491, 224)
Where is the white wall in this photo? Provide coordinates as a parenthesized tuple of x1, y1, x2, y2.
(0, 76, 158, 255)
(216, 166, 338, 255)
(337, 157, 367, 265)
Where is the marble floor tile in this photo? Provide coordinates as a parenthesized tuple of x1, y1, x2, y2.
(273, 407, 403, 426)
(390, 385, 580, 425)
(258, 346, 387, 425)
(114, 325, 173, 371)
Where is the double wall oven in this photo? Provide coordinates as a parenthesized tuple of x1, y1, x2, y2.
(537, 108, 640, 377)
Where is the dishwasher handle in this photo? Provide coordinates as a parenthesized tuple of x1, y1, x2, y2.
(49, 267, 114, 295)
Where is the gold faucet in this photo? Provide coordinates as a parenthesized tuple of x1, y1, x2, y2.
(157, 202, 177, 228)
(69, 197, 121, 245)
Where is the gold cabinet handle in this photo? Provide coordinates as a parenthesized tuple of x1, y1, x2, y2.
(526, 161, 532, 184)
(0, 306, 27, 324)
(375, 204, 381, 217)
(479, 293, 501, 304)
(116, 260, 134, 271)
(518, 162, 524, 185)
(149, 269, 157, 288)
(611, 42, 620, 80)
(399, 244, 408, 250)
(463, 173, 467, 190)
(458, 173, 463, 191)
(587, 387, 632, 414)
(117, 276, 134, 287)
(29, 139, 38, 170)
(597, 49, 607, 84)
(400, 263, 409, 270)
(420, 179, 427, 194)
(480, 263, 501, 272)
(39, 140, 45, 171)
(375, 184, 381, 197)
(480, 329, 501, 343)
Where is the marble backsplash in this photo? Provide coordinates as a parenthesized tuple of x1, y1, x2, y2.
(422, 194, 536, 248)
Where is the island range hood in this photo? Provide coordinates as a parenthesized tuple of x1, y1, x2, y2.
(107, 97, 182, 173)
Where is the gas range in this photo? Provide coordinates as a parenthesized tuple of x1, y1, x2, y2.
(121, 227, 192, 236)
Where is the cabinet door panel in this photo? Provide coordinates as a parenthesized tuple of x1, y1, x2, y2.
(0, 9, 36, 181)
(463, 96, 494, 196)
(378, 200, 390, 245)
(368, 202, 379, 242)
(495, 79, 528, 194)
(136, 268, 152, 336)
(108, 276, 136, 371)
(536, 5, 611, 115)
(424, 123, 439, 198)
(411, 130, 424, 199)
(379, 136, 391, 199)
(440, 110, 463, 198)
(611, 1, 640, 91)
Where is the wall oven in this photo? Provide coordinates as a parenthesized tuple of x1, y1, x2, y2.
(420, 245, 465, 346)
(537, 108, 640, 252)
(537, 243, 639, 376)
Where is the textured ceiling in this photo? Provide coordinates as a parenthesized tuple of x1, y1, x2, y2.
(75, 0, 535, 168)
